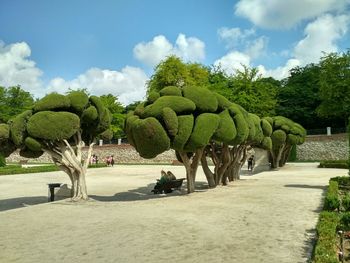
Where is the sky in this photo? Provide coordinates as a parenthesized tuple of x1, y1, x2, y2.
(0, 0, 349, 105)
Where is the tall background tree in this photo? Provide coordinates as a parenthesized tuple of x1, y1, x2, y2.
(0, 86, 34, 123)
(317, 51, 350, 126)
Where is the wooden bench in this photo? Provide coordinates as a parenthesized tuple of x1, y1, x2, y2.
(19, 160, 28, 167)
(152, 178, 185, 194)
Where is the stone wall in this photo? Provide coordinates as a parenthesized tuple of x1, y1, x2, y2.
(6, 144, 177, 164)
(297, 133, 349, 161)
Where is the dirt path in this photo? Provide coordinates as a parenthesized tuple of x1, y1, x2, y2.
(0, 163, 346, 263)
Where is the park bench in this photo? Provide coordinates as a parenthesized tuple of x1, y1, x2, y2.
(152, 178, 185, 194)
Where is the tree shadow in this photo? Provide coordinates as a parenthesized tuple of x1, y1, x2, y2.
(90, 181, 210, 202)
(284, 184, 327, 190)
(0, 196, 48, 212)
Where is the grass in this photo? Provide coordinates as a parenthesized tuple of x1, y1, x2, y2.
(0, 163, 108, 176)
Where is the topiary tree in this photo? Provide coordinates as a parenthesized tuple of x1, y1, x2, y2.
(4, 91, 111, 200)
(267, 116, 306, 169)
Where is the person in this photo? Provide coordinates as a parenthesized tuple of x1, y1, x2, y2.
(110, 155, 115, 167)
(105, 155, 110, 166)
(247, 155, 255, 171)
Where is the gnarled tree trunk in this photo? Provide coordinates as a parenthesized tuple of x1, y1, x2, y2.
(44, 131, 95, 201)
(178, 148, 204, 193)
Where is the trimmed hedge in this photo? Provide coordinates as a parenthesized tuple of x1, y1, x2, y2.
(161, 107, 178, 137)
(67, 91, 89, 113)
(33, 93, 70, 112)
(323, 180, 340, 211)
(159, 86, 182, 97)
(172, 115, 194, 151)
(182, 86, 218, 113)
(319, 160, 349, 169)
(313, 211, 339, 263)
(213, 109, 237, 143)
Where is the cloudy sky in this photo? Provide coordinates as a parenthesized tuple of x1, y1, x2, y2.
(0, 0, 349, 104)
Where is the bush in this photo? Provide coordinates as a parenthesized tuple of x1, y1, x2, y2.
(213, 109, 237, 143)
(319, 161, 349, 169)
(67, 91, 89, 113)
(342, 193, 350, 212)
(182, 86, 218, 113)
(339, 212, 350, 231)
(288, 144, 297, 162)
(323, 181, 340, 211)
(172, 115, 194, 151)
(33, 93, 70, 112)
(313, 211, 339, 263)
(0, 154, 5, 167)
(159, 86, 182, 97)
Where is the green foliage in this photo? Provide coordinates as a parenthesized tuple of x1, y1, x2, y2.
(261, 119, 272, 137)
(89, 96, 104, 117)
(33, 93, 70, 112)
(271, 130, 287, 148)
(172, 115, 194, 151)
(319, 160, 349, 169)
(231, 114, 249, 145)
(323, 181, 340, 211)
(24, 137, 42, 152)
(0, 123, 10, 140)
(19, 148, 44, 158)
(134, 102, 145, 116)
(147, 91, 160, 104)
(66, 91, 89, 113)
(342, 194, 350, 212)
(185, 113, 220, 151)
(142, 96, 196, 118)
(124, 115, 139, 147)
(214, 92, 232, 111)
(159, 86, 182, 97)
(317, 51, 350, 122)
(313, 211, 339, 263)
(0, 153, 5, 167)
(0, 86, 34, 123)
(288, 144, 297, 162)
(27, 111, 80, 140)
(132, 117, 170, 158)
(81, 106, 98, 123)
(161, 107, 178, 136)
(9, 110, 32, 146)
(213, 109, 237, 143)
(99, 129, 113, 141)
(182, 86, 218, 112)
(147, 56, 209, 93)
(261, 137, 272, 151)
(340, 212, 350, 230)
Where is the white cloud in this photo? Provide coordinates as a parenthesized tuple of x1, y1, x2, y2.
(133, 34, 205, 67)
(218, 27, 255, 49)
(214, 51, 251, 75)
(47, 66, 148, 105)
(0, 41, 43, 94)
(259, 59, 301, 80)
(235, 0, 349, 29)
(294, 14, 349, 64)
(245, 36, 268, 59)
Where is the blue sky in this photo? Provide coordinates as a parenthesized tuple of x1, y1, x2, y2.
(0, 0, 349, 104)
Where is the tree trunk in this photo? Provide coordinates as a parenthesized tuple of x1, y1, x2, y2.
(45, 132, 95, 201)
(200, 153, 216, 188)
(179, 148, 204, 193)
(270, 144, 285, 169)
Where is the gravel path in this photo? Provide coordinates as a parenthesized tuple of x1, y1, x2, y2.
(0, 163, 346, 263)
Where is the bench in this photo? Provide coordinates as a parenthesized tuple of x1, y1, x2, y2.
(152, 178, 185, 194)
(47, 183, 62, 202)
(19, 159, 29, 167)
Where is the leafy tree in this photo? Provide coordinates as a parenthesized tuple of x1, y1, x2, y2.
(208, 66, 278, 117)
(100, 94, 126, 139)
(0, 86, 34, 123)
(147, 56, 209, 93)
(317, 51, 350, 125)
(2, 91, 111, 200)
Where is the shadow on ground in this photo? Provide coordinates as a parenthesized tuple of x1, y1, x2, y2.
(0, 196, 48, 212)
(284, 184, 326, 190)
(90, 181, 210, 202)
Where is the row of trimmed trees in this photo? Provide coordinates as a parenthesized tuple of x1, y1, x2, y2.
(125, 85, 306, 193)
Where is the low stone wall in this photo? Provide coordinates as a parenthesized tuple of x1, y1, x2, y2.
(6, 144, 177, 164)
(297, 133, 349, 161)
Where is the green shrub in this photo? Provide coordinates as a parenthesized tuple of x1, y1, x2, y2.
(319, 161, 349, 169)
(271, 130, 287, 149)
(288, 144, 297, 162)
(213, 109, 237, 143)
(339, 212, 350, 231)
(81, 106, 98, 123)
(27, 111, 80, 140)
(323, 181, 340, 211)
(147, 91, 160, 104)
(19, 148, 44, 158)
(142, 96, 196, 118)
(96, 108, 111, 133)
(24, 137, 42, 152)
(134, 102, 146, 116)
(67, 91, 89, 113)
(159, 86, 182, 97)
(172, 115, 194, 151)
(261, 119, 272, 137)
(313, 211, 339, 263)
(261, 137, 272, 151)
(161, 107, 178, 136)
(228, 103, 243, 116)
(33, 93, 71, 112)
(342, 193, 350, 212)
(9, 110, 32, 146)
(0, 123, 10, 141)
(182, 86, 218, 113)
(185, 113, 220, 151)
(214, 92, 232, 111)
(0, 154, 5, 167)
(124, 115, 139, 147)
(132, 117, 170, 158)
(99, 129, 113, 141)
(330, 176, 350, 186)
(231, 114, 249, 145)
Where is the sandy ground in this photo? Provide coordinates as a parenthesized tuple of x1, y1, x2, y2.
(0, 163, 347, 263)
